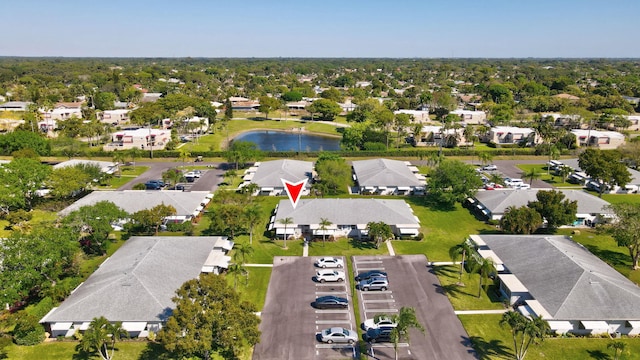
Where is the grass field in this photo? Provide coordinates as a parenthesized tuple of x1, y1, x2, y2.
(516, 163, 582, 188)
(461, 314, 640, 360)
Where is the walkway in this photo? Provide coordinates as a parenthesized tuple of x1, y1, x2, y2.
(454, 309, 509, 315)
(386, 240, 396, 256)
(244, 263, 274, 268)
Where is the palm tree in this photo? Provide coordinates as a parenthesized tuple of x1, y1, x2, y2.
(178, 148, 191, 167)
(227, 263, 243, 290)
(387, 307, 425, 360)
(80, 316, 129, 360)
(319, 217, 332, 247)
(112, 151, 127, 178)
(127, 147, 141, 167)
(233, 243, 254, 267)
(244, 205, 261, 245)
(500, 311, 550, 360)
(608, 341, 628, 360)
(278, 217, 294, 249)
(470, 256, 495, 298)
(523, 168, 541, 185)
(557, 165, 572, 184)
(449, 240, 473, 285)
(478, 152, 493, 167)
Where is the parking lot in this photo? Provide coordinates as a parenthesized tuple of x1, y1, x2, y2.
(254, 256, 357, 360)
(255, 255, 475, 360)
(353, 255, 476, 360)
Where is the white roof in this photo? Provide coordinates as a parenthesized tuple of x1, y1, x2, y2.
(491, 126, 535, 134)
(571, 129, 625, 139)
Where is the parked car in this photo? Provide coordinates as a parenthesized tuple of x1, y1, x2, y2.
(145, 180, 165, 190)
(313, 296, 348, 309)
(516, 183, 531, 189)
(320, 327, 357, 344)
(364, 327, 394, 343)
(358, 277, 388, 291)
(363, 316, 398, 331)
(504, 178, 524, 187)
(482, 164, 498, 171)
(315, 257, 344, 268)
(316, 269, 346, 283)
(355, 270, 387, 282)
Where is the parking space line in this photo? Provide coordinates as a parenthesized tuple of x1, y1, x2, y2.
(354, 260, 384, 265)
(315, 309, 350, 314)
(315, 283, 347, 287)
(315, 320, 351, 324)
(363, 299, 395, 303)
(315, 291, 348, 295)
(360, 290, 392, 294)
(371, 343, 409, 348)
(315, 344, 355, 349)
(364, 308, 398, 313)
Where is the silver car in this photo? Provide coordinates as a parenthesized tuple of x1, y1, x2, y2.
(320, 327, 358, 344)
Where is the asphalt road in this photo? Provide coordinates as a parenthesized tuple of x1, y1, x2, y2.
(253, 256, 356, 360)
(117, 161, 225, 192)
(353, 255, 476, 360)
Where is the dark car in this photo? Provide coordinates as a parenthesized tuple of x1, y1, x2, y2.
(145, 180, 165, 190)
(312, 296, 348, 309)
(364, 327, 393, 343)
(355, 270, 388, 282)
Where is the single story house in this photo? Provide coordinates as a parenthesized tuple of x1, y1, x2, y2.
(103, 128, 169, 151)
(53, 159, 118, 175)
(41, 107, 82, 121)
(473, 189, 611, 225)
(0, 101, 32, 111)
(485, 126, 537, 145)
(231, 101, 260, 111)
(351, 158, 425, 195)
(450, 109, 486, 125)
(393, 110, 430, 123)
(415, 125, 471, 147)
(40, 236, 233, 338)
(98, 109, 130, 125)
(469, 234, 640, 335)
(571, 129, 625, 150)
(270, 198, 421, 240)
(241, 160, 313, 196)
(59, 190, 213, 222)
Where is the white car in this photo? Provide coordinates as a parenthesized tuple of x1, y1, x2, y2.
(363, 316, 398, 331)
(316, 269, 346, 283)
(482, 164, 498, 171)
(516, 183, 531, 189)
(504, 178, 524, 187)
(315, 257, 344, 268)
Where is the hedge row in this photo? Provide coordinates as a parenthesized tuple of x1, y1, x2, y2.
(48, 147, 562, 159)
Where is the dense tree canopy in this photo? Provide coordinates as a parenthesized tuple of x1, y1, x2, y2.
(606, 203, 640, 270)
(578, 149, 631, 197)
(528, 190, 578, 230)
(429, 160, 483, 207)
(159, 273, 261, 360)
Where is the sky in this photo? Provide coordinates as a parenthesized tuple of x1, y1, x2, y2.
(3, 0, 640, 58)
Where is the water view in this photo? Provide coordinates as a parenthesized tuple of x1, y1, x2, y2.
(232, 130, 341, 151)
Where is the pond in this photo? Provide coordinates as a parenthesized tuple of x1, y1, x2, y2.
(232, 130, 341, 151)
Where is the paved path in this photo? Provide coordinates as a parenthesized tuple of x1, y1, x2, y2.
(386, 240, 395, 256)
(245, 264, 274, 268)
(455, 309, 509, 315)
(302, 241, 308, 257)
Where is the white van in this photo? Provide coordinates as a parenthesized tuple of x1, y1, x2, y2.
(547, 160, 563, 169)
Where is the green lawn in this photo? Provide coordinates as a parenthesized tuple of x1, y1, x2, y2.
(516, 163, 581, 188)
(307, 237, 388, 257)
(225, 267, 272, 311)
(432, 265, 505, 311)
(461, 314, 640, 360)
(602, 193, 640, 204)
(401, 197, 496, 262)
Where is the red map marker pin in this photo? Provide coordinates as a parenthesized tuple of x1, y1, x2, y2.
(281, 178, 307, 209)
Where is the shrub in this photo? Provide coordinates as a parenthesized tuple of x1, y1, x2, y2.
(13, 313, 45, 346)
(5, 209, 32, 225)
(132, 183, 146, 190)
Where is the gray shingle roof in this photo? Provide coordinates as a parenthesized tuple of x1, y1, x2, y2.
(251, 159, 313, 188)
(43, 236, 224, 323)
(352, 159, 422, 187)
(58, 190, 211, 217)
(477, 235, 640, 320)
(475, 189, 611, 215)
(274, 198, 419, 226)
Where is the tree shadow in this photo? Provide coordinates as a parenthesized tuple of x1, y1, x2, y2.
(405, 196, 456, 212)
(587, 349, 611, 360)
(349, 238, 379, 250)
(138, 342, 172, 360)
(429, 265, 458, 278)
(467, 335, 512, 359)
(583, 245, 630, 268)
(71, 344, 92, 360)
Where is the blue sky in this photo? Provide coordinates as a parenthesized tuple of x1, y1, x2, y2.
(4, 0, 639, 58)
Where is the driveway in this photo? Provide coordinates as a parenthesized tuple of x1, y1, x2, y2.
(254, 256, 356, 360)
(353, 255, 476, 360)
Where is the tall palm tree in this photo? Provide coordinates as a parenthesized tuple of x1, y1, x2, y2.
(523, 168, 541, 185)
(233, 243, 254, 267)
(178, 148, 191, 167)
(319, 217, 332, 247)
(478, 152, 493, 167)
(278, 217, 294, 249)
(500, 311, 550, 360)
(112, 151, 127, 178)
(244, 205, 261, 245)
(386, 307, 425, 360)
(80, 316, 129, 360)
(127, 147, 141, 167)
(449, 240, 473, 285)
(470, 256, 495, 298)
(227, 263, 243, 290)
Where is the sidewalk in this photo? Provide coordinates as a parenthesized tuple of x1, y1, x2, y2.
(386, 240, 395, 256)
(245, 263, 274, 268)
